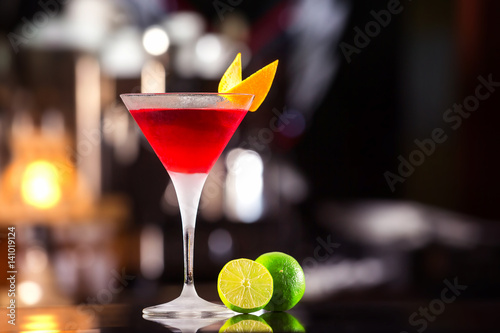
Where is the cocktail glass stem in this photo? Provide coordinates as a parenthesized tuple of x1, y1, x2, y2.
(143, 172, 234, 318)
(169, 172, 207, 289)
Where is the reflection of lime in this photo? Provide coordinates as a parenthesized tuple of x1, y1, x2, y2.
(219, 314, 273, 332)
(261, 312, 306, 332)
(217, 259, 273, 313)
(255, 252, 306, 311)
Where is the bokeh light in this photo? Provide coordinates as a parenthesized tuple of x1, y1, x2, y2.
(143, 25, 170, 56)
(19, 281, 43, 305)
(195, 34, 222, 63)
(226, 149, 264, 223)
(21, 160, 61, 210)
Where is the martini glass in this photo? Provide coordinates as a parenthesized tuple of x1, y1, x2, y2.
(120, 93, 254, 318)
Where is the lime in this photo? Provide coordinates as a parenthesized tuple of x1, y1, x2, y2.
(219, 314, 273, 332)
(255, 252, 305, 311)
(217, 258, 274, 313)
(260, 312, 306, 332)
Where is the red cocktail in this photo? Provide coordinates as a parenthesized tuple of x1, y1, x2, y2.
(129, 107, 247, 174)
(121, 93, 254, 318)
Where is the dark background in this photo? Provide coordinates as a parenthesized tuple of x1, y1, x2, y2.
(0, 0, 499, 332)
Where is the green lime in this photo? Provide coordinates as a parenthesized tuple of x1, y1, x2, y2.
(255, 252, 305, 311)
(260, 312, 306, 332)
(217, 258, 274, 313)
(219, 314, 273, 332)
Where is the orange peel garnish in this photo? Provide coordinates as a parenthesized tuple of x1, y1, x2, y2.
(218, 53, 242, 93)
(219, 54, 278, 112)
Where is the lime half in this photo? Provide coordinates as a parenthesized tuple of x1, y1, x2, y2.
(218, 258, 274, 313)
(219, 314, 273, 332)
(255, 252, 306, 311)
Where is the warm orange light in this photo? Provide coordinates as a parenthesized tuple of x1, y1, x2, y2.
(21, 314, 59, 332)
(21, 160, 62, 209)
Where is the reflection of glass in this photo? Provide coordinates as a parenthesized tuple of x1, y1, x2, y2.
(121, 93, 254, 317)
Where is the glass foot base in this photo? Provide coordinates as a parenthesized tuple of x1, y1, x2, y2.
(143, 315, 230, 333)
(143, 285, 235, 318)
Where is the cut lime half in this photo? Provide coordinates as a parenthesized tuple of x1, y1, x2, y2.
(218, 258, 274, 313)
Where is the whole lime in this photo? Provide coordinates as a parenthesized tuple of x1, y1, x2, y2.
(260, 312, 306, 332)
(219, 314, 272, 332)
(255, 252, 305, 311)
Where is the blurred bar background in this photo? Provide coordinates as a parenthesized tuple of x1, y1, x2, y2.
(0, 0, 499, 325)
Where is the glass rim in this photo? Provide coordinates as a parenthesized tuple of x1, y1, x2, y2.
(120, 92, 255, 111)
(120, 92, 255, 97)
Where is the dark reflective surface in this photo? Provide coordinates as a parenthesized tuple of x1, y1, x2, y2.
(11, 300, 499, 333)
